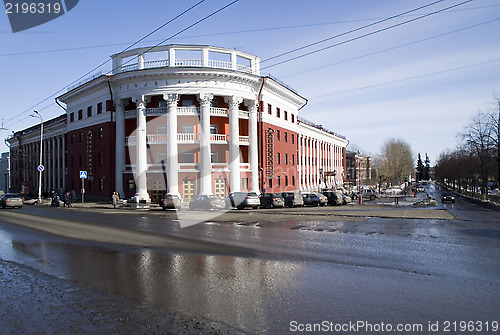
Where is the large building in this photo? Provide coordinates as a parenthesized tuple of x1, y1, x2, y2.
(8, 45, 348, 202)
(0, 152, 10, 193)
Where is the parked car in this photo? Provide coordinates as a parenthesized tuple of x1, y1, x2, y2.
(341, 193, 352, 205)
(0, 193, 24, 209)
(281, 192, 304, 208)
(225, 192, 260, 209)
(322, 191, 344, 206)
(316, 193, 328, 206)
(259, 193, 285, 209)
(441, 193, 455, 203)
(302, 192, 321, 207)
(351, 189, 378, 201)
(160, 193, 182, 210)
(188, 195, 225, 210)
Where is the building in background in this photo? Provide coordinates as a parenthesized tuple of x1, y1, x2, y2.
(8, 45, 348, 202)
(345, 151, 371, 188)
(0, 152, 10, 194)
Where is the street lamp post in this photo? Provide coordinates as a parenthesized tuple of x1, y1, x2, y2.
(31, 111, 43, 204)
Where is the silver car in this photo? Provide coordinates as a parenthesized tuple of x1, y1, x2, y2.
(0, 193, 24, 209)
(225, 192, 260, 209)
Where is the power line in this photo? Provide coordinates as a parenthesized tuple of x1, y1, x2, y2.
(261, 0, 446, 64)
(280, 17, 500, 79)
(310, 58, 500, 99)
(1, 4, 498, 58)
(262, 0, 473, 70)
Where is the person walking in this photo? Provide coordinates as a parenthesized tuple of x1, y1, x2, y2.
(112, 192, 120, 209)
(63, 192, 72, 207)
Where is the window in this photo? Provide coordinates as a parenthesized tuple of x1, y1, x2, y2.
(284, 132, 288, 142)
(87, 106, 92, 117)
(284, 111, 288, 120)
(99, 178, 104, 191)
(182, 98, 193, 107)
(292, 154, 295, 165)
(291, 114, 295, 123)
(79, 132, 83, 143)
(285, 176, 288, 187)
(157, 126, 167, 134)
(292, 175, 295, 186)
(183, 150, 194, 163)
(292, 134, 295, 144)
(71, 134, 74, 144)
(70, 112, 74, 122)
(182, 124, 193, 133)
(158, 152, 167, 164)
(284, 153, 288, 165)
(277, 153, 281, 165)
(78, 109, 82, 120)
(99, 152, 103, 166)
(269, 178, 273, 188)
(277, 175, 281, 187)
(276, 130, 280, 141)
(211, 152, 218, 163)
(210, 124, 218, 135)
(276, 108, 280, 118)
(267, 104, 272, 115)
(242, 178, 248, 190)
(128, 179, 135, 191)
(99, 127, 103, 139)
(97, 102, 103, 114)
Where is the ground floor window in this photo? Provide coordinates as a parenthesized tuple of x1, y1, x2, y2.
(128, 179, 135, 192)
(151, 179, 162, 203)
(242, 178, 248, 190)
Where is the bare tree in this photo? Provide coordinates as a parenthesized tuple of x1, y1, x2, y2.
(488, 97, 500, 187)
(376, 138, 414, 186)
(461, 111, 494, 195)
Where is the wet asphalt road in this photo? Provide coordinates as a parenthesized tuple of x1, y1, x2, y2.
(0, 183, 499, 334)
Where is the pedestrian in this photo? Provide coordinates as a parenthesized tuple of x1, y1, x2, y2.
(50, 190, 56, 207)
(63, 192, 72, 207)
(112, 192, 120, 209)
(71, 189, 77, 204)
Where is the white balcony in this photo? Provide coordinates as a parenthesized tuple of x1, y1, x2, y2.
(239, 135, 249, 145)
(126, 133, 241, 145)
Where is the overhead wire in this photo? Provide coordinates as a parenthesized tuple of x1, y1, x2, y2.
(261, 0, 473, 70)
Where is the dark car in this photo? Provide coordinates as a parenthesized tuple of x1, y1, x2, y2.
(189, 195, 225, 210)
(259, 193, 285, 209)
(0, 193, 24, 209)
(441, 193, 455, 203)
(281, 192, 304, 208)
(160, 193, 182, 210)
(225, 192, 260, 209)
(322, 191, 343, 206)
(302, 192, 321, 207)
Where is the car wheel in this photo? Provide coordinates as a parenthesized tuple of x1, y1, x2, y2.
(286, 201, 293, 208)
(236, 204, 244, 210)
(313, 202, 318, 207)
(265, 202, 272, 209)
(370, 195, 376, 200)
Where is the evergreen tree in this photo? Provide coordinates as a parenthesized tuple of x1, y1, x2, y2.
(423, 153, 431, 180)
(416, 153, 424, 181)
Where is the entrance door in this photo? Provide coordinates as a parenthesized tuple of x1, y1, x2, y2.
(214, 178, 226, 198)
(151, 179, 163, 203)
(183, 179, 195, 201)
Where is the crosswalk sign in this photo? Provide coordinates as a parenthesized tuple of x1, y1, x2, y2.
(79, 171, 87, 179)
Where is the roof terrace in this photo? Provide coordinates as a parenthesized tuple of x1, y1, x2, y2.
(111, 44, 260, 76)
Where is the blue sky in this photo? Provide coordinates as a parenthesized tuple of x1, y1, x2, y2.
(1, 0, 500, 165)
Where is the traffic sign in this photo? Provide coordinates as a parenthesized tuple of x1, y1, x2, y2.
(79, 171, 88, 179)
(37, 165, 44, 172)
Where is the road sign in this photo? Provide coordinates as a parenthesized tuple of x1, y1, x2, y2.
(37, 165, 44, 172)
(79, 171, 87, 179)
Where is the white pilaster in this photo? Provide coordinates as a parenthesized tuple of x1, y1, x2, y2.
(57, 136, 61, 189)
(115, 99, 126, 197)
(248, 100, 259, 193)
(298, 135, 303, 191)
(62, 135, 66, 191)
(164, 94, 180, 196)
(51, 137, 56, 191)
(198, 93, 213, 195)
(133, 95, 150, 202)
(226, 96, 243, 193)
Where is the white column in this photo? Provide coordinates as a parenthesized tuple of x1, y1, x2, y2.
(51, 137, 56, 191)
(62, 135, 66, 191)
(298, 134, 302, 191)
(198, 93, 213, 195)
(57, 136, 61, 189)
(306, 137, 311, 190)
(226, 96, 243, 193)
(164, 94, 180, 196)
(247, 100, 259, 193)
(133, 95, 150, 202)
(115, 99, 126, 197)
